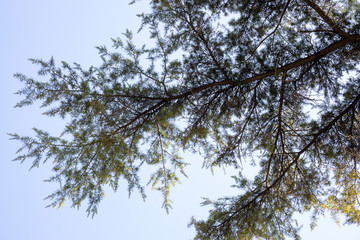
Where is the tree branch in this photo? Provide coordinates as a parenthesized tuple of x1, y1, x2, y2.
(213, 92, 360, 234)
(245, 0, 292, 62)
(302, 0, 349, 38)
(236, 35, 360, 85)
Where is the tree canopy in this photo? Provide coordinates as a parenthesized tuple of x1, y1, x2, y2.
(11, 0, 360, 239)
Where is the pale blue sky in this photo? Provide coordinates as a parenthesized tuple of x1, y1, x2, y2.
(1, 0, 359, 239)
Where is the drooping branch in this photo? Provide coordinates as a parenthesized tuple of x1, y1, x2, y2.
(265, 72, 287, 185)
(262, 93, 360, 201)
(211, 92, 360, 235)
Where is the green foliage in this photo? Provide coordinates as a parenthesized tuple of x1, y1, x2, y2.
(11, 0, 360, 239)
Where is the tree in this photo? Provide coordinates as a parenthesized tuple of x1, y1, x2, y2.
(10, 0, 360, 239)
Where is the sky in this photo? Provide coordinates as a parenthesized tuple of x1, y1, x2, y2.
(1, 0, 360, 239)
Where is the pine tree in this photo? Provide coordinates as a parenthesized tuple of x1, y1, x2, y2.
(11, 0, 360, 239)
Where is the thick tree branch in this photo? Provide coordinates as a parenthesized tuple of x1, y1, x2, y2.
(146, 36, 357, 101)
(145, 34, 360, 103)
(236, 35, 360, 85)
(302, 0, 349, 38)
